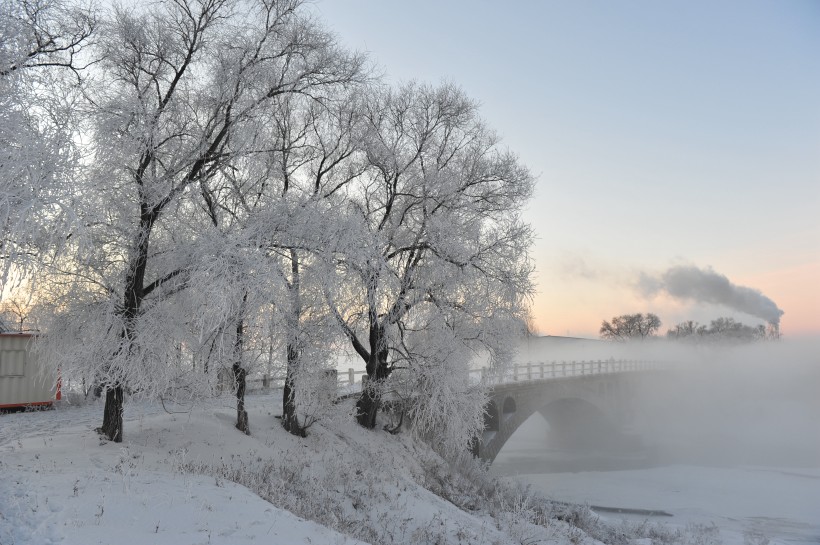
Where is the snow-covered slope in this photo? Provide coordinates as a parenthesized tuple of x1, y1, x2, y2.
(1, 396, 367, 544)
(0, 393, 709, 545)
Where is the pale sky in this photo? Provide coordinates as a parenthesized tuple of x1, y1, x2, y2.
(313, 1, 820, 338)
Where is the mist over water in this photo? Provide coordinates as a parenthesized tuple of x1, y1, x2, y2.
(630, 339, 820, 468)
(494, 337, 820, 544)
(506, 337, 820, 469)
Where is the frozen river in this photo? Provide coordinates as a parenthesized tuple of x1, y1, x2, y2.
(491, 341, 820, 544)
(491, 413, 820, 545)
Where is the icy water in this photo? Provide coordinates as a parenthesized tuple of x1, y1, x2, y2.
(491, 414, 820, 545)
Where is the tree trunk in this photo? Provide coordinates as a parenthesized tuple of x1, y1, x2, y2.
(100, 216, 152, 443)
(282, 343, 306, 437)
(99, 386, 123, 442)
(356, 323, 390, 429)
(355, 356, 389, 428)
(282, 249, 306, 436)
(234, 296, 249, 435)
(355, 378, 380, 428)
(234, 362, 249, 434)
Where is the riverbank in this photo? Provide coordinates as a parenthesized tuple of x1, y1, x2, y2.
(1, 392, 711, 545)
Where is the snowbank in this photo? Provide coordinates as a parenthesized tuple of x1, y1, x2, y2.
(1, 393, 715, 544)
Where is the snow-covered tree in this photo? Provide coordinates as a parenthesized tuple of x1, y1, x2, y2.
(0, 0, 95, 281)
(600, 313, 661, 341)
(201, 89, 368, 436)
(37, 0, 364, 442)
(269, 94, 368, 436)
(325, 82, 534, 436)
(18, 2, 534, 456)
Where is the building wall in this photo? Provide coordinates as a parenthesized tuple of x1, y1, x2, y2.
(0, 334, 56, 408)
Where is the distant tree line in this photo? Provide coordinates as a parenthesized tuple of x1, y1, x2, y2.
(600, 313, 778, 343)
(666, 317, 778, 343)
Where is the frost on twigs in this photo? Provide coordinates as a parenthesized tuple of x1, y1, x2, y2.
(324, 82, 535, 432)
(0, 0, 93, 281)
(24, 0, 366, 441)
(10, 1, 532, 451)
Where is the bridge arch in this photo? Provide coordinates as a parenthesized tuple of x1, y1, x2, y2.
(536, 397, 615, 450)
(502, 397, 516, 415)
(473, 373, 641, 463)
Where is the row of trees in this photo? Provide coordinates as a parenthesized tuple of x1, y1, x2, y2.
(665, 317, 774, 343)
(1, 0, 534, 452)
(599, 313, 777, 343)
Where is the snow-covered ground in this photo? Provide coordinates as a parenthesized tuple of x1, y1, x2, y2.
(5, 378, 814, 545)
(492, 414, 820, 545)
(2, 392, 635, 545)
(0, 395, 367, 545)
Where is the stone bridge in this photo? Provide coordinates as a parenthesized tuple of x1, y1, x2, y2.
(470, 360, 661, 462)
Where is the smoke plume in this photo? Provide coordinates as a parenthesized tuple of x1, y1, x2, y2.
(638, 265, 784, 326)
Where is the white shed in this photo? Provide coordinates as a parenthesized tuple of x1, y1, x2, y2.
(0, 334, 59, 409)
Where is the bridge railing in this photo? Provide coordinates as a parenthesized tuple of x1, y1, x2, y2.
(245, 368, 368, 395)
(468, 359, 657, 386)
(244, 359, 657, 394)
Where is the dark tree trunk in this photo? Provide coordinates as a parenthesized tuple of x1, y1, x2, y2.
(282, 249, 306, 436)
(234, 296, 249, 435)
(100, 213, 153, 443)
(234, 362, 249, 434)
(99, 386, 124, 442)
(355, 322, 390, 428)
(100, 379, 125, 442)
(282, 343, 306, 437)
(355, 378, 380, 428)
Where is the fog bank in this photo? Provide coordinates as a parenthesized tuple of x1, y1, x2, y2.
(631, 338, 820, 467)
(516, 336, 820, 468)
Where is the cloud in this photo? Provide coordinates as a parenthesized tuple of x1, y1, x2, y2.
(557, 254, 602, 281)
